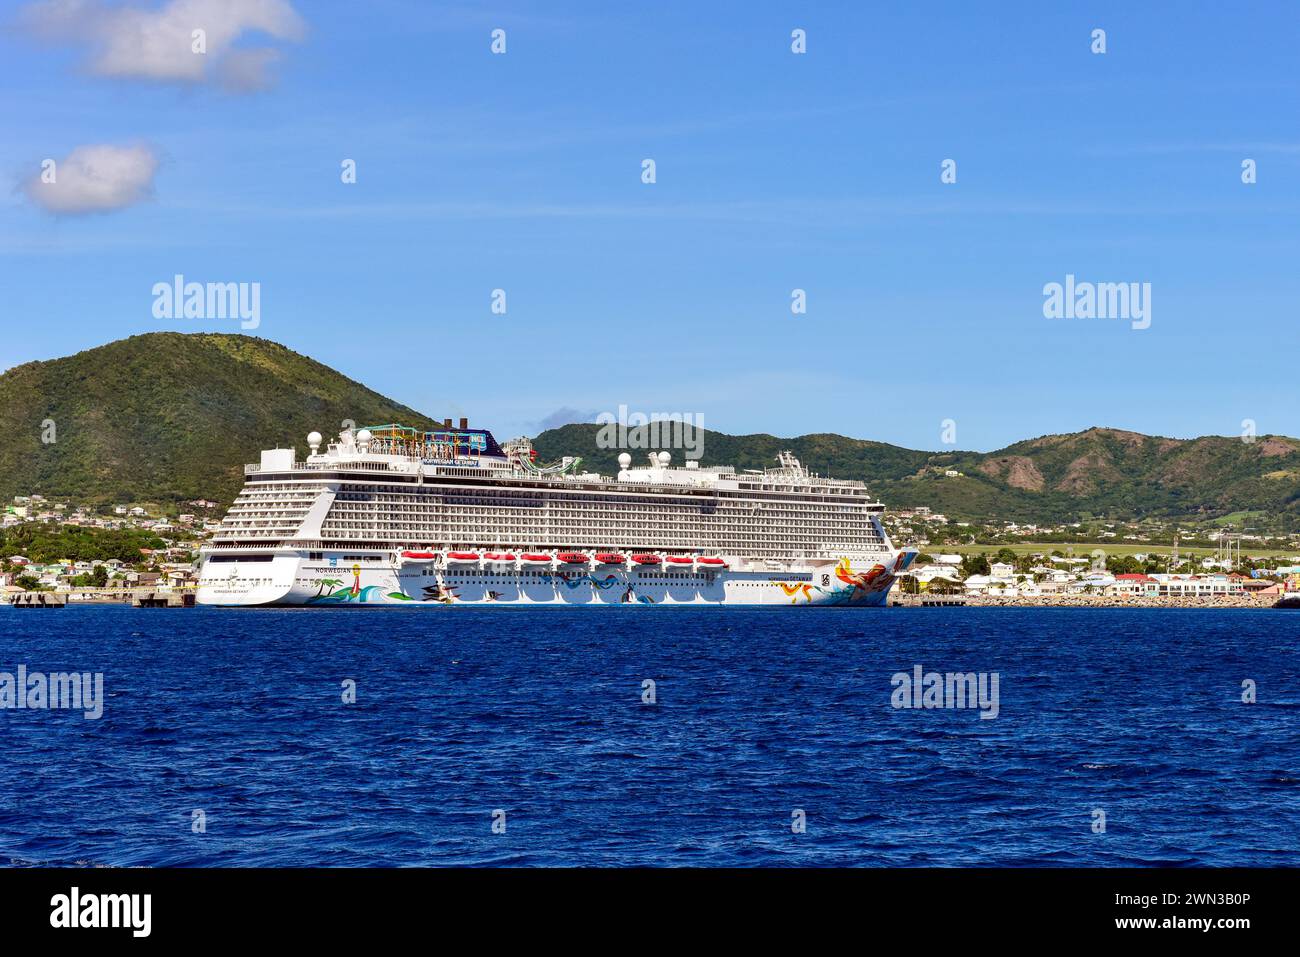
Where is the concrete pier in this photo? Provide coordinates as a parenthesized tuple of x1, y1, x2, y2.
(132, 591, 196, 608)
(5, 587, 197, 608)
(892, 594, 968, 607)
(10, 592, 67, 608)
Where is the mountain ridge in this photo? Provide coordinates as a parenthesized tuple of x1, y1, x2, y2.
(0, 333, 438, 504)
(2, 334, 1297, 529)
(532, 424, 1300, 528)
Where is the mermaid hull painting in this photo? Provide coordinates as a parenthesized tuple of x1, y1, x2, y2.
(198, 552, 919, 607)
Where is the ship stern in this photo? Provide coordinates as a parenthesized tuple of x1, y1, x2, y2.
(196, 550, 302, 606)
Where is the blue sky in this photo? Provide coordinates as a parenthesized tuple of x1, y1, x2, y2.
(2, 0, 1298, 451)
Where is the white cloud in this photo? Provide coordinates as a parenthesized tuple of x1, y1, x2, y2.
(24, 143, 160, 215)
(21, 0, 305, 90)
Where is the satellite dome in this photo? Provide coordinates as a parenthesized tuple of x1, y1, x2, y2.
(356, 429, 372, 443)
(307, 431, 323, 446)
(617, 452, 632, 468)
(658, 451, 671, 465)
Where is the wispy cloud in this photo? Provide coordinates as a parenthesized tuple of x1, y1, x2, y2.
(160, 194, 1300, 229)
(1084, 142, 1300, 157)
(533, 407, 599, 432)
(20, 0, 305, 91)
(23, 142, 159, 215)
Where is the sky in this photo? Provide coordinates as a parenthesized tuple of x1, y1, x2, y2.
(2, 0, 1298, 452)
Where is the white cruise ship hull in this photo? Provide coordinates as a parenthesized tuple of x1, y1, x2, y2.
(200, 423, 920, 608)
(198, 551, 917, 607)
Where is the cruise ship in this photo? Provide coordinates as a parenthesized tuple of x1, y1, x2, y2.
(196, 421, 917, 607)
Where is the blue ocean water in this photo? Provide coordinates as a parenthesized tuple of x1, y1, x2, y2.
(1, 605, 1297, 867)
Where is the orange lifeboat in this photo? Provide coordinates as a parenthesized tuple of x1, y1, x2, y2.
(400, 550, 437, 560)
(631, 554, 661, 565)
(483, 552, 516, 562)
(595, 552, 626, 564)
(446, 551, 480, 562)
(697, 557, 727, 567)
(557, 552, 589, 564)
(665, 556, 694, 565)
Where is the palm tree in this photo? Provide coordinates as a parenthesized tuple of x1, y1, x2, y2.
(314, 577, 343, 598)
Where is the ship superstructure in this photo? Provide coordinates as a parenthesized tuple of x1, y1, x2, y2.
(197, 422, 917, 606)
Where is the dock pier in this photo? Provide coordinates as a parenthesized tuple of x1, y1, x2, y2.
(10, 592, 67, 608)
(892, 593, 968, 607)
(5, 587, 197, 608)
(131, 591, 196, 608)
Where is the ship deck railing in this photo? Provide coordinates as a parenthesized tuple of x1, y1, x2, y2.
(243, 460, 868, 490)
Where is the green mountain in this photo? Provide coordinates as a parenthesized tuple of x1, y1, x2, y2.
(0, 333, 438, 505)
(532, 424, 1300, 530)
(2, 334, 1298, 530)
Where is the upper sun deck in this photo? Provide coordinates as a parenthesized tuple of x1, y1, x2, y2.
(241, 424, 873, 497)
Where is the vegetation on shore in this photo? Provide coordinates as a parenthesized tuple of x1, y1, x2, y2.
(0, 525, 167, 564)
(940, 541, 1297, 560)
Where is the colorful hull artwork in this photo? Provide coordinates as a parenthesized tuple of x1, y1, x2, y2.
(266, 551, 919, 608)
(306, 564, 413, 605)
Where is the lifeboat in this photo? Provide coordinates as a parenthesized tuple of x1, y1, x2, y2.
(557, 552, 590, 564)
(631, 554, 661, 565)
(520, 553, 552, 565)
(697, 557, 727, 568)
(665, 556, 694, 566)
(483, 552, 517, 562)
(400, 550, 438, 561)
(595, 552, 626, 564)
(445, 551, 480, 562)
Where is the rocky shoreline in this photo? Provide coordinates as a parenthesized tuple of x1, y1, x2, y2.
(892, 593, 1286, 609)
